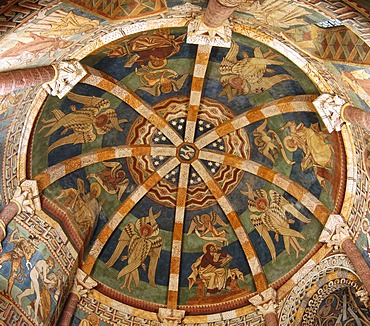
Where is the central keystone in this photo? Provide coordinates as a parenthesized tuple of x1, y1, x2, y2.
(176, 143, 199, 163)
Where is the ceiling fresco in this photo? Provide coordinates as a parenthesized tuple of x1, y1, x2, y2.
(28, 28, 346, 313)
(1, 0, 370, 325)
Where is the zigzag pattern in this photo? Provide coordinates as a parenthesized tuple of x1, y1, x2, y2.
(0, 0, 56, 36)
(68, 0, 167, 20)
(314, 26, 370, 63)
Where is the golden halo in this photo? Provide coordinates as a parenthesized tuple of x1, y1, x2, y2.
(361, 218, 370, 234)
(90, 182, 101, 198)
(203, 242, 217, 253)
(148, 58, 167, 69)
(284, 136, 298, 152)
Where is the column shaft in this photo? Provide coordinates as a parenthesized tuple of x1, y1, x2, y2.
(57, 292, 79, 326)
(342, 105, 370, 131)
(265, 312, 279, 326)
(203, 0, 240, 28)
(0, 202, 19, 241)
(0, 66, 56, 95)
(341, 238, 370, 293)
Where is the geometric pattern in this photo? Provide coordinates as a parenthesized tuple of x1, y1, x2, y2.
(67, 0, 167, 20)
(0, 0, 55, 36)
(284, 25, 370, 65)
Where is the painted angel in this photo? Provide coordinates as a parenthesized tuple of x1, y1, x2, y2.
(38, 92, 127, 153)
(240, 182, 311, 262)
(87, 161, 129, 201)
(135, 66, 188, 96)
(186, 212, 229, 245)
(105, 208, 162, 293)
(253, 119, 294, 165)
(280, 120, 333, 190)
(218, 41, 293, 101)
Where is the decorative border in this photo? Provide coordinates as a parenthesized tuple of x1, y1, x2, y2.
(296, 0, 370, 45)
(78, 289, 264, 326)
(279, 254, 359, 325)
(0, 0, 58, 37)
(347, 125, 370, 240)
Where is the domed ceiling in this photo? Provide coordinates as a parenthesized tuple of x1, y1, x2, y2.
(28, 23, 346, 314)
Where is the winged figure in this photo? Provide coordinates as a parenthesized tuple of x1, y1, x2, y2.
(87, 161, 129, 201)
(135, 66, 188, 96)
(38, 92, 127, 153)
(105, 207, 162, 292)
(253, 119, 294, 165)
(218, 41, 294, 101)
(240, 182, 311, 262)
(186, 212, 229, 245)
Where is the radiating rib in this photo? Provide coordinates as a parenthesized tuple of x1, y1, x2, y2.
(81, 65, 183, 146)
(198, 150, 330, 225)
(82, 157, 180, 274)
(184, 44, 212, 143)
(34, 145, 176, 191)
(167, 163, 190, 309)
(191, 159, 268, 292)
(195, 95, 317, 149)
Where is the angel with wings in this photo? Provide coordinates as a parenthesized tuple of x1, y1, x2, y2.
(240, 182, 311, 262)
(87, 161, 129, 201)
(105, 207, 162, 293)
(186, 212, 229, 245)
(253, 119, 294, 165)
(218, 41, 293, 101)
(135, 65, 188, 96)
(38, 92, 127, 153)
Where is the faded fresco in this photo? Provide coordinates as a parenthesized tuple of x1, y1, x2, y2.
(0, 0, 369, 324)
(0, 224, 66, 325)
(27, 29, 346, 308)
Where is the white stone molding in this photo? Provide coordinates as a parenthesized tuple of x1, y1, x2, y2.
(187, 15, 233, 47)
(10, 180, 38, 216)
(319, 214, 351, 249)
(71, 268, 97, 300)
(313, 93, 347, 133)
(43, 60, 87, 99)
(249, 287, 277, 317)
(355, 288, 370, 308)
(157, 308, 185, 326)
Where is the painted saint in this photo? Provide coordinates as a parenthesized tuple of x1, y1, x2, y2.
(218, 42, 293, 101)
(280, 120, 333, 189)
(107, 30, 185, 68)
(105, 208, 163, 293)
(0, 229, 39, 294)
(17, 257, 57, 324)
(188, 242, 244, 297)
(186, 212, 229, 245)
(87, 161, 129, 201)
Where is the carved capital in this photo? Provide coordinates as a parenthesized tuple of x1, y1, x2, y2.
(187, 15, 232, 47)
(43, 60, 87, 99)
(71, 268, 97, 300)
(355, 288, 370, 308)
(157, 308, 185, 326)
(249, 287, 277, 317)
(319, 214, 351, 249)
(312, 94, 347, 133)
(10, 180, 39, 216)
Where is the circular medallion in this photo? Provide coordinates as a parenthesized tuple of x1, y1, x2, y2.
(126, 96, 250, 209)
(177, 143, 198, 163)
